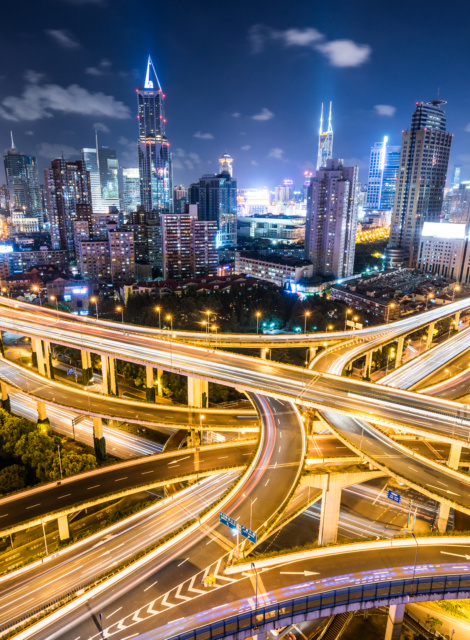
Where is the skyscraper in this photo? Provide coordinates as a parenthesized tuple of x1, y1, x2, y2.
(4, 134, 43, 223)
(218, 153, 233, 177)
(137, 56, 172, 213)
(316, 103, 333, 170)
(82, 146, 119, 214)
(365, 137, 400, 210)
(197, 156, 237, 247)
(387, 99, 452, 267)
(305, 159, 359, 279)
(122, 168, 141, 215)
(173, 185, 188, 213)
(44, 159, 90, 257)
(452, 164, 462, 189)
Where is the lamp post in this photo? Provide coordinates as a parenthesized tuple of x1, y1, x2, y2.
(32, 285, 42, 305)
(116, 305, 124, 323)
(166, 314, 173, 333)
(42, 521, 48, 556)
(452, 284, 460, 302)
(155, 306, 162, 330)
(243, 493, 256, 530)
(304, 311, 311, 334)
(90, 296, 99, 320)
(411, 532, 418, 592)
(212, 324, 218, 349)
(344, 308, 352, 331)
(425, 292, 433, 310)
(386, 302, 395, 323)
(57, 444, 63, 478)
(352, 315, 359, 339)
(255, 312, 261, 335)
(49, 295, 58, 312)
(251, 562, 259, 629)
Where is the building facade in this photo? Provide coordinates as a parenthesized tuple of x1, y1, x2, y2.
(122, 168, 141, 216)
(235, 251, 313, 287)
(417, 222, 469, 281)
(197, 168, 237, 247)
(137, 56, 172, 213)
(365, 137, 400, 210)
(317, 102, 333, 170)
(82, 147, 119, 214)
(3, 138, 43, 223)
(388, 99, 452, 267)
(304, 159, 359, 279)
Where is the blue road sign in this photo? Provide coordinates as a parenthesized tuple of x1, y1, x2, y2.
(67, 367, 75, 376)
(387, 489, 401, 504)
(219, 512, 237, 529)
(240, 524, 257, 544)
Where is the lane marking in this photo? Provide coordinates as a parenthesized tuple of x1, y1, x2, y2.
(57, 494, 71, 499)
(25, 503, 40, 509)
(114, 477, 128, 482)
(144, 580, 158, 592)
(107, 607, 122, 618)
(87, 485, 100, 490)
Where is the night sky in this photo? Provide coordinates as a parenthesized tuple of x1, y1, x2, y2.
(1, 0, 470, 189)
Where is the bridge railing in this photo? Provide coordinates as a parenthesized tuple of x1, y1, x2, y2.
(167, 573, 470, 640)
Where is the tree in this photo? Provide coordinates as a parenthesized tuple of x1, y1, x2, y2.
(425, 614, 442, 633)
(0, 464, 27, 494)
(61, 452, 96, 477)
(14, 431, 59, 482)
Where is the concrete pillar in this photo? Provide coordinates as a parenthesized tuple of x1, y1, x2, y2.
(37, 400, 50, 433)
(145, 365, 156, 402)
(101, 355, 118, 396)
(188, 376, 208, 408)
(57, 514, 70, 541)
(0, 381, 10, 412)
(437, 502, 451, 532)
(0, 331, 4, 357)
(384, 604, 405, 640)
(31, 339, 37, 368)
(454, 311, 461, 328)
(157, 369, 163, 397)
(260, 348, 270, 359)
(364, 351, 373, 378)
(395, 336, 405, 369)
(448, 443, 462, 470)
(318, 481, 342, 545)
(309, 347, 317, 362)
(81, 350, 93, 386)
(34, 339, 53, 379)
(426, 321, 436, 350)
(93, 416, 106, 461)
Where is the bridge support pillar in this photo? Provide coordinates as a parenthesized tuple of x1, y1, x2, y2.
(34, 339, 53, 379)
(437, 503, 451, 532)
(81, 350, 93, 386)
(145, 365, 156, 402)
(454, 311, 461, 328)
(93, 417, 106, 461)
(57, 514, 70, 541)
(309, 347, 317, 362)
(0, 332, 4, 357)
(448, 443, 462, 470)
(426, 322, 436, 350)
(101, 355, 118, 396)
(318, 481, 342, 545)
(157, 369, 163, 396)
(188, 376, 208, 408)
(364, 351, 373, 378)
(384, 603, 405, 640)
(260, 348, 270, 359)
(37, 401, 50, 433)
(0, 381, 10, 412)
(395, 336, 405, 369)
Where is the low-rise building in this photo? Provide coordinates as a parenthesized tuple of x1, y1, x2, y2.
(235, 251, 313, 287)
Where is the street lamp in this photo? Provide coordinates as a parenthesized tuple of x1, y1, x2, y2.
(386, 302, 396, 323)
(166, 314, 173, 332)
(32, 285, 42, 306)
(425, 292, 433, 310)
(452, 284, 461, 302)
(116, 306, 124, 323)
(199, 414, 204, 444)
(251, 562, 259, 629)
(304, 311, 311, 334)
(344, 308, 352, 331)
(155, 306, 162, 330)
(90, 296, 99, 320)
(49, 295, 58, 311)
(243, 493, 256, 530)
(41, 521, 48, 556)
(352, 315, 359, 338)
(255, 312, 261, 335)
(411, 532, 419, 591)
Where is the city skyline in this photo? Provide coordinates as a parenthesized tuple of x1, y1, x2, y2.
(1, 0, 470, 189)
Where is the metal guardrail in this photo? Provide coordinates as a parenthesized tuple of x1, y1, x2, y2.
(167, 573, 470, 640)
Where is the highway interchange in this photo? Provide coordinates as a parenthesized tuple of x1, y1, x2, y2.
(1, 298, 470, 638)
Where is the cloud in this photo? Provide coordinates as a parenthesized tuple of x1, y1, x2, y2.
(241, 145, 251, 151)
(249, 24, 371, 68)
(36, 142, 80, 159)
(93, 122, 110, 133)
(231, 112, 241, 118)
(464, 124, 470, 133)
(0, 80, 131, 121)
(251, 160, 258, 166)
(46, 29, 80, 49)
(251, 108, 274, 121)
(24, 70, 44, 84)
(173, 148, 202, 171)
(85, 59, 112, 76)
(268, 147, 284, 160)
(25, 131, 34, 135)
(193, 131, 214, 140)
(315, 40, 371, 67)
(374, 104, 396, 117)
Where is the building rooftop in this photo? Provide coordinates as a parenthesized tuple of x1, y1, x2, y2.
(236, 251, 312, 268)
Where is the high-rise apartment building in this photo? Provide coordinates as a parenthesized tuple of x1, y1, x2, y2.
(82, 146, 119, 214)
(161, 206, 217, 280)
(44, 159, 90, 257)
(173, 185, 188, 213)
(304, 159, 359, 278)
(449, 182, 470, 224)
(365, 137, 400, 210)
(316, 103, 333, 170)
(4, 136, 43, 223)
(108, 229, 135, 284)
(122, 168, 141, 216)
(452, 164, 462, 189)
(137, 56, 172, 213)
(387, 99, 452, 267)
(196, 160, 237, 247)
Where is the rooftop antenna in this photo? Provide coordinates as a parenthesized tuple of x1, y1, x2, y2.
(10, 131, 15, 150)
(95, 129, 100, 169)
(327, 101, 333, 133)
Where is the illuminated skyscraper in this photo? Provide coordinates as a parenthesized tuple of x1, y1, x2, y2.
(82, 145, 119, 214)
(366, 137, 400, 210)
(387, 99, 452, 267)
(316, 102, 333, 170)
(3, 134, 43, 223)
(452, 164, 462, 189)
(218, 153, 233, 177)
(137, 55, 172, 213)
(122, 168, 141, 215)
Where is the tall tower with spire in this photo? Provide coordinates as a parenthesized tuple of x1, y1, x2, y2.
(316, 102, 333, 170)
(137, 55, 172, 214)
